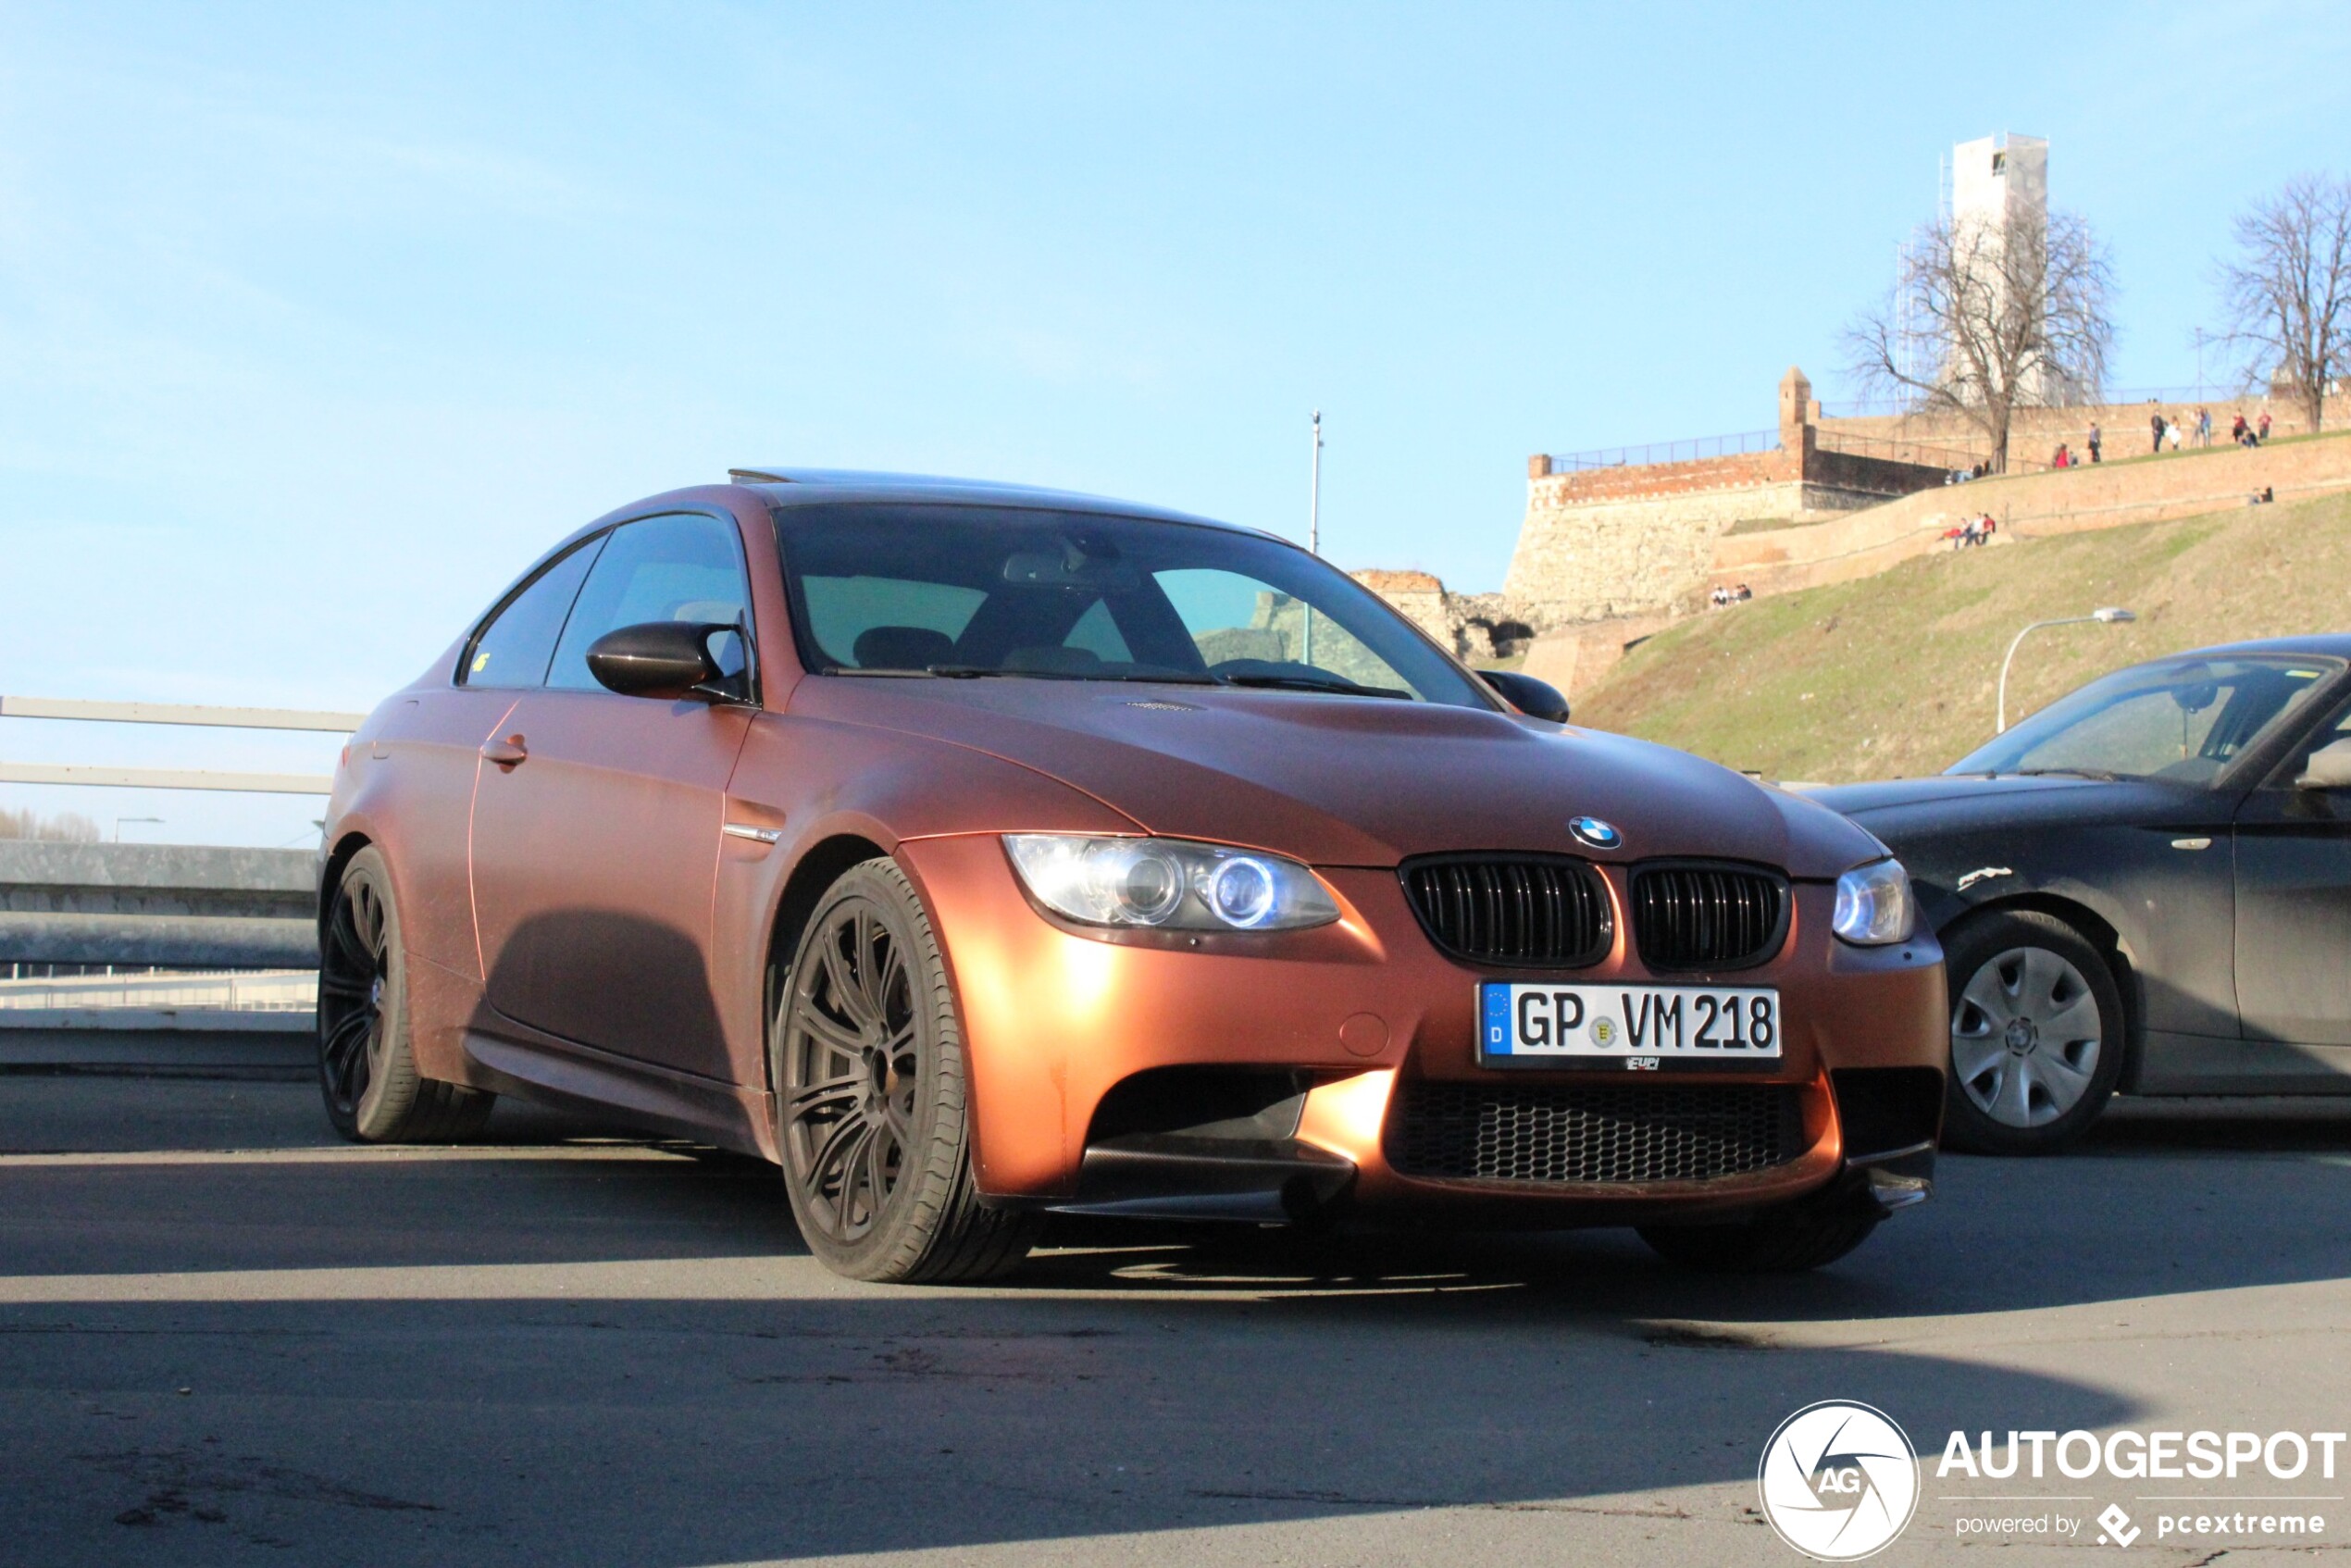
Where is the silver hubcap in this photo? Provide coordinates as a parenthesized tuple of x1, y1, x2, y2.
(1952, 945, 2103, 1127)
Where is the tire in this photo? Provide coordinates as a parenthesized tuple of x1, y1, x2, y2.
(1938, 910, 2125, 1155)
(771, 857, 1040, 1283)
(1638, 1203, 1881, 1273)
(317, 847, 496, 1143)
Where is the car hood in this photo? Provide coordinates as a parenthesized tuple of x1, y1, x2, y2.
(1807, 774, 2100, 817)
(788, 676, 1885, 876)
(1809, 771, 2219, 845)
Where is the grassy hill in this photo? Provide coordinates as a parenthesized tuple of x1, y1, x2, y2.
(1572, 488, 2351, 783)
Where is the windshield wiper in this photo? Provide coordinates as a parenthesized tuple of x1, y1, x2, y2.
(1216, 673, 1413, 701)
(921, 665, 1222, 685)
(2010, 766, 2131, 782)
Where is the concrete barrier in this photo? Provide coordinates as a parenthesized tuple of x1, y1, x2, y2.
(0, 841, 318, 970)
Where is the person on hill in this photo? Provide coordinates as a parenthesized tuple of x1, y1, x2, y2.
(2151, 411, 2167, 454)
(1979, 513, 1997, 541)
(2087, 422, 2102, 463)
(1735, 583, 1752, 602)
(2233, 413, 2250, 445)
(2053, 442, 2071, 468)
(2197, 407, 2213, 447)
(2167, 419, 2183, 451)
(2258, 411, 2272, 443)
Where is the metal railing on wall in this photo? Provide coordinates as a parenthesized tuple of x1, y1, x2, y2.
(1548, 429, 1782, 472)
(1812, 428, 2002, 473)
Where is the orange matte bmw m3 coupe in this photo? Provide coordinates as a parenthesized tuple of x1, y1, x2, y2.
(317, 469, 1947, 1281)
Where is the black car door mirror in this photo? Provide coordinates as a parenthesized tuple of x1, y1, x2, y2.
(586, 621, 750, 703)
(2296, 737, 2351, 790)
(1481, 669, 1571, 724)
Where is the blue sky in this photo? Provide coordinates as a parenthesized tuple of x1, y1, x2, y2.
(4, 2, 2348, 843)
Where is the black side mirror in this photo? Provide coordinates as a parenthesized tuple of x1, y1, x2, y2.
(587, 621, 750, 703)
(1481, 668, 1571, 724)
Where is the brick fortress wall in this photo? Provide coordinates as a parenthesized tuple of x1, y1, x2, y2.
(1502, 368, 1949, 625)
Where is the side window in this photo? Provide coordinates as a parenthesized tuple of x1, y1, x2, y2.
(2272, 697, 2351, 788)
(547, 514, 752, 691)
(462, 538, 605, 689)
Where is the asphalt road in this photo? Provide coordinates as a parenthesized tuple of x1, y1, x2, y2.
(5, 1070, 2351, 1567)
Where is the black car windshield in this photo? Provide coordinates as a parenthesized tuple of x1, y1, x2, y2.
(770, 503, 1491, 708)
(1948, 653, 2343, 786)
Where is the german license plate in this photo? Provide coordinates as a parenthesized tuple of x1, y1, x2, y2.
(1478, 981, 1782, 1070)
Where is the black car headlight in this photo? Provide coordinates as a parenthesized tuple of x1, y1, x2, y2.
(1833, 858, 1915, 946)
(1003, 835, 1340, 932)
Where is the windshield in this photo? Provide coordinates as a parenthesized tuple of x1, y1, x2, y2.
(770, 503, 1491, 707)
(1949, 653, 2342, 786)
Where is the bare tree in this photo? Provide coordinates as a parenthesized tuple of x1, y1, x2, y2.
(2218, 174, 2351, 434)
(1845, 210, 2116, 473)
(0, 808, 99, 841)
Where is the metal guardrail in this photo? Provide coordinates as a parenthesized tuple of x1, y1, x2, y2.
(0, 696, 360, 796)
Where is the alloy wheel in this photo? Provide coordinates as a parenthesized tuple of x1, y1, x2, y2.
(779, 897, 920, 1244)
(1950, 944, 2104, 1128)
(317, 869, 390, 1118)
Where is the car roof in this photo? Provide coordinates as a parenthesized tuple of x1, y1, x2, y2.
(2145, 633, 2351, 661)
(727, 467, 1278, 539)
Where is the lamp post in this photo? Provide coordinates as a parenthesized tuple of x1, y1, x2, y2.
(1996, 608, 2136, 732)
(1303, 410, 1323, 666)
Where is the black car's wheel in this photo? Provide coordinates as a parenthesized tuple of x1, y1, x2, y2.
(771, 857, 1040, 1283)
(317, 847, 495, 1142)
(1638, 1204, 1880, 1273)
(1938, 910, 2126, 1155)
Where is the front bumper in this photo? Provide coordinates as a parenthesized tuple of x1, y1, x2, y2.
(897, 834, 1947, 1226)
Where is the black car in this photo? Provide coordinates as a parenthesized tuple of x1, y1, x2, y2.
(1812, 636, 2351, 1153)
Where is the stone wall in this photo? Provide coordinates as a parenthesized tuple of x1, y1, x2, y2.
(1820, 389, 2351, 468)
(1502, 479, 1816, 624)
(1350, 570, 1531, 664)
(1716, 427, 2351, 601)
(1503, 367, 1952, 626)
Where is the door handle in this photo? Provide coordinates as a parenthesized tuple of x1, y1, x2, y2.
(480, 734, 528, 768)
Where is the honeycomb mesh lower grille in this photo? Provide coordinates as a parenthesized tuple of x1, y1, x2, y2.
(1385, 1080, 1806, 1185)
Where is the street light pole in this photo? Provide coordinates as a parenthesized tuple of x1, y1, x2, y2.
(1309, 409, 1323, 558)
(1996, 607, 2137, 732)
(1303, 410, 1323, 666)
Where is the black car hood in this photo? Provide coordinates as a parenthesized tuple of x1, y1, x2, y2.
(1810, 772, 2223, 844)
(1809, 775, 2098, 817)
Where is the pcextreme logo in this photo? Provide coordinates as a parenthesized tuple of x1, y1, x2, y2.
(1759, 1401, 1922, 1561)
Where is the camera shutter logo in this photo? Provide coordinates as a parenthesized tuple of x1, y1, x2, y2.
(1758, 1401, 1921, 1561)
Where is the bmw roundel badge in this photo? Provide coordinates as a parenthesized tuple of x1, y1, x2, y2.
(1569, 816, 1622, 850)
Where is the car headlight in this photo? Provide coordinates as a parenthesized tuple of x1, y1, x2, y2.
(1833, 858, 1914, 946)
(1002, 835, 1340, 932)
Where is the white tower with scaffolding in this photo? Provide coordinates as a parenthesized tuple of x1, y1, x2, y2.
(1947, 132, 2052, 403)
